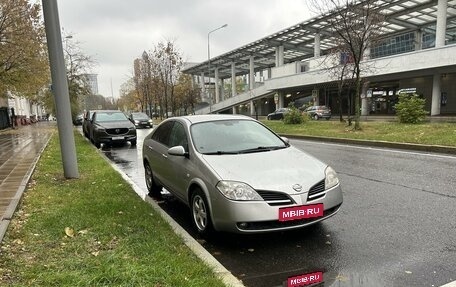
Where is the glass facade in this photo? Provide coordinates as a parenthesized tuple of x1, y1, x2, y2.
(371, 32, 415, 58)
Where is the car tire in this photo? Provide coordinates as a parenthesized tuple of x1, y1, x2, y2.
(267, 116, 271, 120)
(313, 114, 319, 120)
(325, 117, 330, 121)
(130, 140, 137, 146)
(94, 140, 101, 149)
(144, 162, 162, 197)
(191, 189, 213, 236)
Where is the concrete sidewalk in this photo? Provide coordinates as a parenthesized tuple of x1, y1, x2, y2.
(0, 122, 53, 243)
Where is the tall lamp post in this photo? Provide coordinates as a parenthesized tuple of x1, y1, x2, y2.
(208, 24, 227, 113)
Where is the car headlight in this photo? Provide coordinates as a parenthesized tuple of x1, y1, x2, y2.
(94, 126, 105, 132)
(148, 119, 153, 123)
(325, 166, 339, 190)
(134, 120, 140, 124)
(216, 181, 263, 201)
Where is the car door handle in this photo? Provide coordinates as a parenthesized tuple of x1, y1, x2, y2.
(147, 146, 154, 151)
(162, 154, 168, 159)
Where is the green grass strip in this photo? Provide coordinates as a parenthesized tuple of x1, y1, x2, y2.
(263, 120, 456, 147)
(0, 130, 225, 287)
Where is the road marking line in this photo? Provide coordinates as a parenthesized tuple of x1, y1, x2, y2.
(293, 140, 456, 160)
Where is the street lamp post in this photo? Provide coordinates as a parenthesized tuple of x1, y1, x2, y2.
(208, 24, 227, 113)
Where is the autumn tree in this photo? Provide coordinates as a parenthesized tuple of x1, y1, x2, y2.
(118, 79, 141, 112)
(131, 40, 185, 118)
(174, 74, 201, 115)
(0, 0, 49, 98)
(308, 0, 385, 130)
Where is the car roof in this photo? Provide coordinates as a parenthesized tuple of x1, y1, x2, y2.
(94, 110, 123, 113)
(175, 114, 253, 125)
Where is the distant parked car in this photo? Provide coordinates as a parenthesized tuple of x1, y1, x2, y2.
(73, 114, 83, 126)
(129, 112, 153, 129)
(83, 110, 96, 138)
(142, 114, 343, 234)
(90, 110, 137, 148)
(267, 108, 290, 120)
(304, 106, 332, 120)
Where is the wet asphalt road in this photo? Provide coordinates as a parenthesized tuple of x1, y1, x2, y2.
(96, 128, 456, 287)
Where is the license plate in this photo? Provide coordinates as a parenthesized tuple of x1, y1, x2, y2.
(279, 203, 324, 221)
(112, 136, 124, 140)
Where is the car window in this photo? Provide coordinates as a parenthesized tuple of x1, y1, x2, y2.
(151, 121, 174, 146)
(168, 122, 188, 151)
(95, 112, 127, 122)
(132, 112, 149, 119)
(191, 120, 286, 154)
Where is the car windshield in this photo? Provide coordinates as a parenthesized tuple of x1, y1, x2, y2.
(96, 112, 127, 122)
(132, 113, 149, 119)
(191, 120, 287, 154)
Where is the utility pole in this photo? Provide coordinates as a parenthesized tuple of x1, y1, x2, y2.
(42, 0, 79, 178)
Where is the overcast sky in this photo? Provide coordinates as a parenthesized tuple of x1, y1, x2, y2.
(56, 0, 314, 99)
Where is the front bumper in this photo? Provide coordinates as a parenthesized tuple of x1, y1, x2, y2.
(93, 129, 137, 144)
(210, 184, 343, 233)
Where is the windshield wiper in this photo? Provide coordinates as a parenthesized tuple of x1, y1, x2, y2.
(237, 146, 286, 154)
(202, 151, 239, 155)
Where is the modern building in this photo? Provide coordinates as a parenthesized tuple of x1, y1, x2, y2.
(83, 73, 99, 95)
(183, 0, 456, 117)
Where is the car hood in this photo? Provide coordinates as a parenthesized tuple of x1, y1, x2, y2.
(200, 146, 327, 194)
(95, 121, 135, 129)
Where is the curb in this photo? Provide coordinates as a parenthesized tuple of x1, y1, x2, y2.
(0, 133, 52, 244)
(280, 134, 456, 155)
(97, 147, 245, 287)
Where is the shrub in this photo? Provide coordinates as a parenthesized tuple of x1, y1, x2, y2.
(394, 93, 427, 124)
(284, 105, 305, 124)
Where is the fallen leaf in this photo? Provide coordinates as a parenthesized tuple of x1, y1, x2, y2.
(64, 227, 75, 237)
(405, 271, 412, 274)
(213, 251, 221, 255)
(325, 241, 331, 245)
(247, 248, 254, 252)
(118, 211, 124, 215)
(78, 229, 89, 235)
(91, 251, 100, 257)
(296, 245, 301, 248)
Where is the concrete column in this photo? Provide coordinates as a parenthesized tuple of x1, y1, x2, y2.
(200, 72, 205, 93)
(231, 62, 236, 97)
(361, 82, 370, 116)
(431, 74, 441, 116)
(415, 30, 423, 51)
(267, 67, 272, 79)
(249, 56, 255, 90)
(314, 33, 321, 58)
(436, 0, 448, 47)
(221, 78, 225, 100)
(278, 93, 285, 109)
(232, 106, 237, 114)
(275, 46, 284, 67)
(250, 101, 255, 117)
(214, 67, 220, 103)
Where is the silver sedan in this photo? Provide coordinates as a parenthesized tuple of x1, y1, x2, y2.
(142, 115, 343, 234)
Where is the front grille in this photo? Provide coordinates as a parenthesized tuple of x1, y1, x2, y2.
(308, 179, 325, 201)
(237, 204, 341, 231)
(257, 190, 293, 206)
(106, 128, 129, 135)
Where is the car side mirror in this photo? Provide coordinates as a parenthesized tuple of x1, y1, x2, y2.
(168, 146, 188, 157)
(281, 136, 290, 144)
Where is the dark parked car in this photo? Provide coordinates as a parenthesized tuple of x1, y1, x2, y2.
(142, 115, 342, 234)
(267, 108, 290, 120)
(83, 110, 96, 138)
(304, 106, 332, 120)
(129, 112, 153, 129)
(90, 110, 137, 148)
(73, 114, 83, 126)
